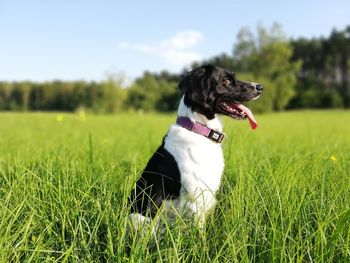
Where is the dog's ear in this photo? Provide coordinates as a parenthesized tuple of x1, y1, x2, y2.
(179, 65, 213, 101)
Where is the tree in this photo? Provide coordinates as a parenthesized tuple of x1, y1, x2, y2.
(291, 25, 350, 108)
(97, 74, 128, 113)
(127, 73, 179, 112)
(233, 24, 301, 111)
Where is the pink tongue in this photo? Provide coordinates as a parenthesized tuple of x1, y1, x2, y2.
(235, 104, 258, 129)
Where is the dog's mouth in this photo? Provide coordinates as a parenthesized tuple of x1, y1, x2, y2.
(219, 101, 258, 129)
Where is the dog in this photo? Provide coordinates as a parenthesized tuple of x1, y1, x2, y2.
(129, 64, 262, 231)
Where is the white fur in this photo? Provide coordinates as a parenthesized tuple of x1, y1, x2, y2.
(130, 96, 225, 229)
(163, 96, 224, 228)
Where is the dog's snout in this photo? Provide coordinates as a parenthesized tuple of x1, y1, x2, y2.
(256, 84, 263, 92)
(245, 82, 263, 93)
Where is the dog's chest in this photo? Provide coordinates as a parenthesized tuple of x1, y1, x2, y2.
(164, 126, 224, 193)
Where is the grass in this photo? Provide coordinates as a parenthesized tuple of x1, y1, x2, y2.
(0, 111, 349, 262)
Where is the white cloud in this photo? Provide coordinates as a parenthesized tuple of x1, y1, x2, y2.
(160, 31, 203, 50)
(119, 42, 129, 49)
(119, 30, 204, 66)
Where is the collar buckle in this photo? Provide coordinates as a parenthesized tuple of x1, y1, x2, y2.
(209, 130, 225, 143)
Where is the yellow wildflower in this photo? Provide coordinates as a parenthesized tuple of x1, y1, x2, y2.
(330, 155, 337, 162)
(56, 115, 64, 122)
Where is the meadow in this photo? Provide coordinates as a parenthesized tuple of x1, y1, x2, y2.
(0, 111, 349, 262)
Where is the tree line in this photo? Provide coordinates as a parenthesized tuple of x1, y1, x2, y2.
(1, 24, 349, 113)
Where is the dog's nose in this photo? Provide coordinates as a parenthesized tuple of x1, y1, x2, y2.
(256, 84, 263, 92)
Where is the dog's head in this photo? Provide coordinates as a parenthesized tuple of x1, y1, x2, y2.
(179, 64, 263, 129)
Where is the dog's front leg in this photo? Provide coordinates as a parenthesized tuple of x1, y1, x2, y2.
(184, 190, 217, 231)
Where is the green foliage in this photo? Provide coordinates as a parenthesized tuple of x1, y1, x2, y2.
(127, 73, 179, 112)
(288, 75, 324, 108)
(198, 24, 350, 111)
(0, 79, 128, 113)
(321, 88, 344, 108)
(234, 24, 301, 111)
(193, 24, 303, 112)
(94, 75, 128, 113)
(0, 73, 179, 113)
(0, 112, 349, 261)
(291, 26, 350, 108)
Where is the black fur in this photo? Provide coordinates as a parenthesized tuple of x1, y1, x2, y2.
(129, 139, 181, 218)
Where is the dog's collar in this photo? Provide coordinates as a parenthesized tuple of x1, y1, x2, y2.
(176, 116, 224, 143)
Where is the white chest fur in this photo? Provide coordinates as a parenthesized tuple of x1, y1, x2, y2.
(163, 97, 225, 223)
(164, 125, 224, 194)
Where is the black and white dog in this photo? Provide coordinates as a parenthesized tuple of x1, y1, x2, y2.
(129, 65, 262, 230)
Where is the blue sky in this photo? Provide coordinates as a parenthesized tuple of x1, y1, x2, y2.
(0, 0, 349, 82)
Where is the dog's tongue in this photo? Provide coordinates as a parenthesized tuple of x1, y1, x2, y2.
(235, 104, 258, 129)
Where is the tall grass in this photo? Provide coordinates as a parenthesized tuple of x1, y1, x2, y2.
(0, 111, 349, 262)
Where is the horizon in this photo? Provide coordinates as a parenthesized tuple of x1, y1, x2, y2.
(0, 0, 349, 82)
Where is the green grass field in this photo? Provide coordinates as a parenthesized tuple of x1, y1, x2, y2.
(0, 111, 349, 262)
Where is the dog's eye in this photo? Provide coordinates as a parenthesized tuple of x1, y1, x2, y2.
(223, 79, 231, 86)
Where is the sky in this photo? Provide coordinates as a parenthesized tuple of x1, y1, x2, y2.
(0, 0, 349, 82)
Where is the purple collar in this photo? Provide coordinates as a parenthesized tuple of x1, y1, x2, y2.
(176, 116, 224, 143)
